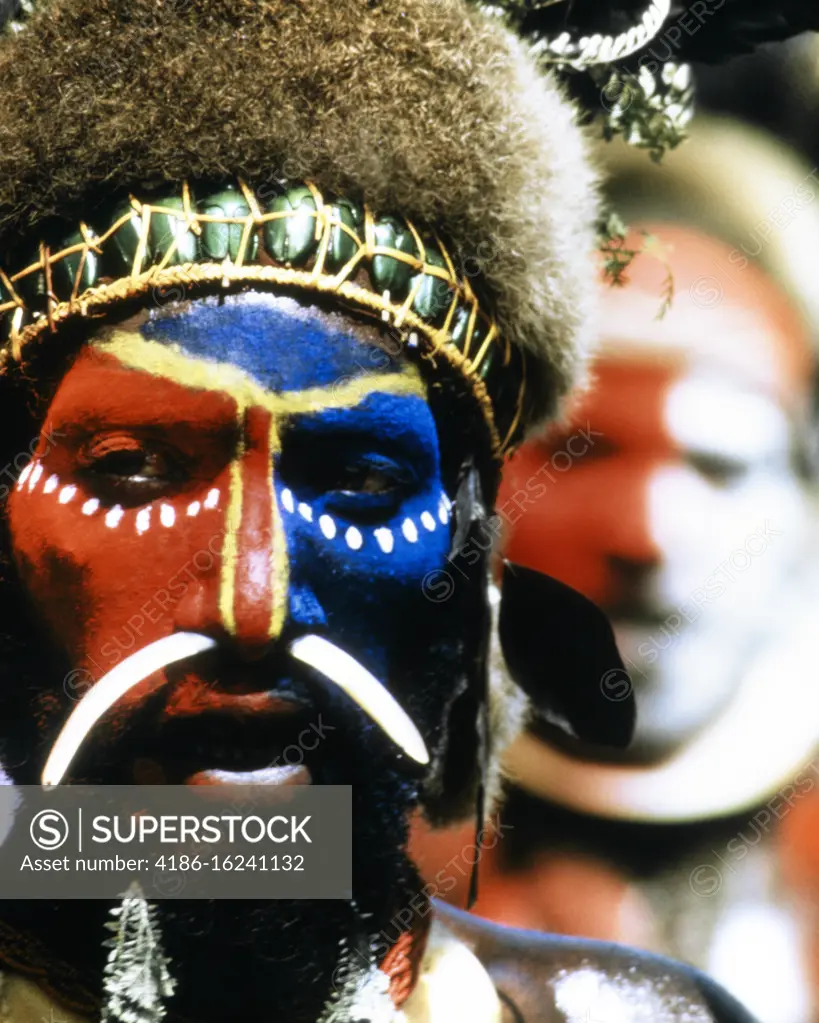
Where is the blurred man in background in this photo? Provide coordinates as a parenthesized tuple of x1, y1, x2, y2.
(413, 116, 819, 1023)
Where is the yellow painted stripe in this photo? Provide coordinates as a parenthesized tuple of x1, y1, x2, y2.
(267, 417, 288, 640)
(95, 332, 426, 415)
(219, 439, 245, 636)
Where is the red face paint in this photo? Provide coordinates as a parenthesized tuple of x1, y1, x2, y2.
(500, 222, 814, 612)
(8, 345, 284, 731)
(498, 223, 815, 756)
(5, 294, 448, 786)
(500, 360, 678, 608)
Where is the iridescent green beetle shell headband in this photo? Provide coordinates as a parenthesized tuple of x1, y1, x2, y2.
(0, 179, 527, 459)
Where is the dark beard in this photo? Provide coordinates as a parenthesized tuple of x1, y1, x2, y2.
(0, 483, 490, 1021)
(0, 787, 422, 1023)
(0, 564, 427, 1023)
(0, 729, 423, 1023)
(155, 766, 422, 1023)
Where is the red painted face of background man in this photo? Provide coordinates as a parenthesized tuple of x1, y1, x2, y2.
(499, 224, 815, 760)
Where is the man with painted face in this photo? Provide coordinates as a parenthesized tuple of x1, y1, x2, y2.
(0, 0, 807, 1021)
(467, 119, 819, 1023)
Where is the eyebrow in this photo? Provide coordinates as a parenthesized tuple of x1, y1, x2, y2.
(665, 379, 790, 461)
(93, 331, 426, 416)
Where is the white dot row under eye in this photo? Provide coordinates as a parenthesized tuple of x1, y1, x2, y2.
(17, 457, 455, 554)
(278, 487, 452, 553)
(18, 459, 222, 534)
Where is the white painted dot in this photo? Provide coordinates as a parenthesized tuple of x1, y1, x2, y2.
(420, 511, 436, 532)
(58, 485, 77, 505)
(204, 488, 220, 509)
(319, 514, 337, 540)
(374, 527, 394, 554)
(28, 462, 43, 491)
(402, 518, 418, 543)
(298, 502, 313, 523)
(82, 498, 100, 516)
(408, 332, 419, 349)
(17, 462, 33, 487)
(187, 501, 201, 517)
(105, 505, 124, 529)
(43, 474, 59, 494)
(160, 503, 176, 527)
(345, 526, 363, 551)
(438, 503, 450, 525)
(135, 507, 151, 535)
(281, 488, 295, 514)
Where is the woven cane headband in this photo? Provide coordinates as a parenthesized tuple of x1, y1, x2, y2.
(0, 179, 528, 459)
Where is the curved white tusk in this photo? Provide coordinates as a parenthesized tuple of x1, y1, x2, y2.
(288, 634, 429, 765)
(42, 632, 217, 788)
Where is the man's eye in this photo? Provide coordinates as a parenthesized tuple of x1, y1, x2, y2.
(333, 462, 412, 496)
(91, 449, 172, 481)
(686, 452, 749, 486)
(80, 438, 187, 503)
(319, 456, 417, 521)
(277, 437, 420, 520)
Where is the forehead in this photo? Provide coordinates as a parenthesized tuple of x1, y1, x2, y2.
(137, 292, 408, 393)
(46, 292, 433, 431)
(598, 222, 813, 408)
(569, 358, 791, 463)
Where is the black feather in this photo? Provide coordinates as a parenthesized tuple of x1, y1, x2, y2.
(669, 1, 819, 64)
(499, 562, 635, 750)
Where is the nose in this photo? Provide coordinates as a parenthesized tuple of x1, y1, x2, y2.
(592, 458, 662, 605)
(174, 403, 288, 657)
(605, 555, 659, 615)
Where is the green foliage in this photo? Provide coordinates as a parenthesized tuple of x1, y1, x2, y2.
(597, 212, 675, 320)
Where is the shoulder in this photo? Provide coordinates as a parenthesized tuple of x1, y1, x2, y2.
(432, 901, 759, 1023)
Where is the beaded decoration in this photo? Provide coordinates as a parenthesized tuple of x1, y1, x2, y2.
(0, 179, 528, 459)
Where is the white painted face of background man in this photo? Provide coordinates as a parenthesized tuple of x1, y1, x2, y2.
(502, 223, 815, 762)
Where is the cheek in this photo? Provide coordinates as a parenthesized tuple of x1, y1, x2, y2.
(649, 469, 809, 610)
(8, 450, 455, 677)
(500, 457, 654, 603)
(284, 480, 453, 651)
(8, 455, 228, 673)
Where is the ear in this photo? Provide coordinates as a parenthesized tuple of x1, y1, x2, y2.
(499, 561, 635, 749)
(419, 458, 491, 826)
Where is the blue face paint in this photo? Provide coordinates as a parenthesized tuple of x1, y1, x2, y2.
(143, 293, 456, 739)
(279, 391, 453, 663)
(144, 293, 403, 392)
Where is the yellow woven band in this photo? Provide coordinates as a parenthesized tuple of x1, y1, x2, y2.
(0, 179, 528, 458)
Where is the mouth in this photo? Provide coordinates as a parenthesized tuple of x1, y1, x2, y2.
(133, 690, 319, 787)
(42, 632, 429, 787)
(185, 765, 310, 786)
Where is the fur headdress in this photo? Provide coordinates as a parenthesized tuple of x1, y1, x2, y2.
(0, 0, 600, 457)
(0, 0, 815, 829)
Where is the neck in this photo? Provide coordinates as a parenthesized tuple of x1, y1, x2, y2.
(0, 888, 434, 1023)
(0, 909, 503, 1023)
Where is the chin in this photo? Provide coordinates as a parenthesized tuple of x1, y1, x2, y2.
(621, 630, 750, 762)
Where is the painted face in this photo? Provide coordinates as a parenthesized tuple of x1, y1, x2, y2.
(6, 293, 458, 785)
(2, 290, 499, 1022)
(500, 225, 814, 759)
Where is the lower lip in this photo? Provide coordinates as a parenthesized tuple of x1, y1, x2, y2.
(184, 765, 312, 786)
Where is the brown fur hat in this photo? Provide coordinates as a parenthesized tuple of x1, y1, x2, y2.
(0, 0, 599, 428)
